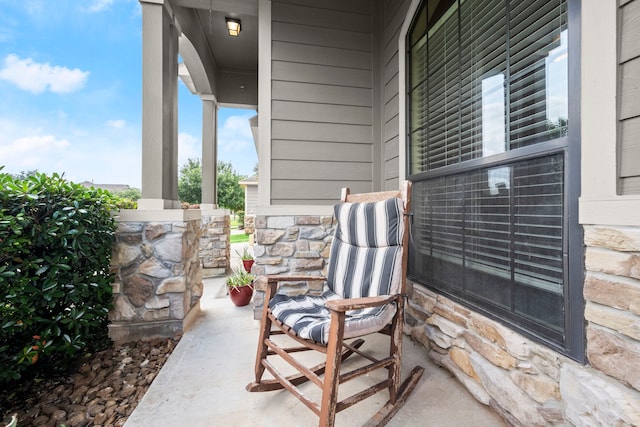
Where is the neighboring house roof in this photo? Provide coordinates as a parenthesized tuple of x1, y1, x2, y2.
(239, 175, 258, 186)
(79, 181, 131, 193)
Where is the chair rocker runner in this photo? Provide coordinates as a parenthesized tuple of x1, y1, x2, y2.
(247, 181, 424, 426)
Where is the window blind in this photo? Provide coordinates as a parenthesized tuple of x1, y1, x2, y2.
(407, 0, 569, 342)
(409, 0, 568, 173)
(509, 0, 568, 148)
(411, 154, 565, 334)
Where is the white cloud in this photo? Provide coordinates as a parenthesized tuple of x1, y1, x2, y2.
(178, 132, 200, 168)
(0, 54, 89, 94)
(0, 135, 71, 169)
(0, 117, 142, 187)
(215, 111, 258, 176)
(218, 113, 255, 153)
(58, 142, 141, 187)
(85, 0, 114, 13)
(106, 119, 126, 128)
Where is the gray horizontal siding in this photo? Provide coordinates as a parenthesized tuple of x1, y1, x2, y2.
(619, 57, 640, 119)
(381, 0, 410, 190)
(245, 186, 258, 215)
(384, 74, 399, 104)
(384, 51, 400, 84)
(272, 140, 372, 162)
(619, 176, 640, 194)
(384, 177, 400, 192)
(383, 33, 401, 67)
(272, 101, 372, 125)
(384, 0, 404, 28)
(272, 1, 372, 33)
(383, 1, 407, 48)
(620, 116, 640, 177)
(271, 160, 371, 180)
(272, 22, 371, 51)
(272, 41, 372, 70)
(269, 0, 374, 204)
(385, 93, 399, 123)
(272, 81, 372, 106)
(273, 0, 371, 14)
(620, 0, 640, 62)
(619, 0, 640, 194)
(385, 158, 399, 180)
(384, 115, 399, 143)
(272, 180, 373, 205)
(272, 61, 372, 88)
(385, 136, 399, 161)
(272, 121, 372, 143)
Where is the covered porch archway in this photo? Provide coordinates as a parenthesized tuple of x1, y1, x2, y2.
(138, 0, 258, 210)
(109, 0, 258, 343)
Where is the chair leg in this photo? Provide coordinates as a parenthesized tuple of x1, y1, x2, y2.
(364, 366, 425, 427)
(388, 299, 404, 403)
(252, 299, 273, 384)
(319, 310, 346, 427)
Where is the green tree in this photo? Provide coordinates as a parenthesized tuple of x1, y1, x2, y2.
(178, 158, 202, 204)
(114, 187, 141, 201)
(217, 161, 245, 212)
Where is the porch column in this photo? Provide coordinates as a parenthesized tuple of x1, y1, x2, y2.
(138, 0, 180, 210)
(201, 96, 218, 209)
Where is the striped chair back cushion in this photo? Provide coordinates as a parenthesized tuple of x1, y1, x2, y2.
(327, 197, 405, 298)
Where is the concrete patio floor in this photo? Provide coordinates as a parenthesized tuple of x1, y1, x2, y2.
(125, 242, 507, 426)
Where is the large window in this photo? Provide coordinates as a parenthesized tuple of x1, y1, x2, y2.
(407, 0, 583, 360)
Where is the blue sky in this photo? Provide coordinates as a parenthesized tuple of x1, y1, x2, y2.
(0, 0, 257, 188)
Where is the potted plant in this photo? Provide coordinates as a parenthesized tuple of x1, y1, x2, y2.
(226, 267, 255, 307)
(236, 245, 254, 273)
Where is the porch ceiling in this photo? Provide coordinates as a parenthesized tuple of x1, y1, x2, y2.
(171, 0, 258, 88)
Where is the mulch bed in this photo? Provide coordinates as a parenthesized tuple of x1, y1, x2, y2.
(1, 336, 180, 427)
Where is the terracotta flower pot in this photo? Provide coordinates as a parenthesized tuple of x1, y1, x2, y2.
(229, 284, 253, 306)
(242, 259, 254, 273)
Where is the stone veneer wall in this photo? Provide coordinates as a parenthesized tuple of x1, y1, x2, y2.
(199, 211, 230, 277)
(252, 214, 335, 319)
(109, 212, 203, 343)
(405, 225, 640, 426)
(244, 214, 255, 234)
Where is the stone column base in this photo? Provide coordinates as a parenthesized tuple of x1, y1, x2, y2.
(199, 209, 230, 277)
(108, 301, 201, 344)
(109, 209, 203, 343)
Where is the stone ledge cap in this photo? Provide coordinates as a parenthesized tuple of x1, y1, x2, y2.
(116, 209, 202, 222)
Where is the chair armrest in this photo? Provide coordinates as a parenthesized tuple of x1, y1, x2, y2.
(261, 275, 326, 303)
(265, 275, 326, 284)
(325, 295, 400, 313)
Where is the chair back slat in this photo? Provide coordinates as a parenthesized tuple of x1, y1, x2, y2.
(343, 190, 401, 204)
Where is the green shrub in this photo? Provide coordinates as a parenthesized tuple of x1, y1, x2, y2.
(113, 187, 140, 209)
(112, 196, 137, 210)
(0, 172, 118, 383)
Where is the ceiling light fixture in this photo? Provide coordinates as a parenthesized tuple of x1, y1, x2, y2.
(225, 18, 241, 37)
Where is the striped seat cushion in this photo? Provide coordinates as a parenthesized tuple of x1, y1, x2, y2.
(268, 197, 405, 344)
(269, 285, 397, 344)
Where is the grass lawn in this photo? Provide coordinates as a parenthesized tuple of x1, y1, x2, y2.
(230, 215, 243, 228)
(230, 233, 250, 244)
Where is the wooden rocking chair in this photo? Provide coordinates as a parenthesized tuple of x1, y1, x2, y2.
(247, 181, 424, 426)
